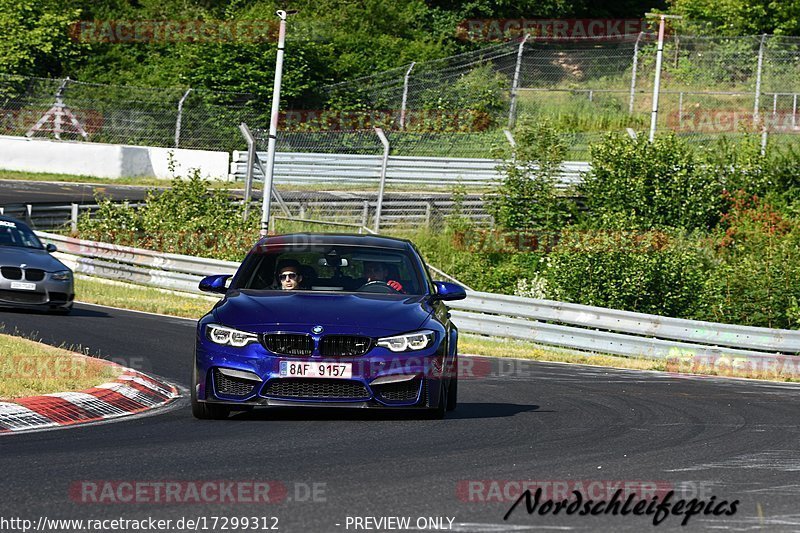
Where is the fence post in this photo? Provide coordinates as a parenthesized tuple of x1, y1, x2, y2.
(793, 93, 797, 129)
(507, 34, 529, 130)
(425, 201, 433, 228)
(373, 127, 390, 233)
(678, 91, 684, 129)
(361, 200, 369, 228)
(753, 34, 767, 121)
(629, 32, 644, 114)
(399, 62, 415, 130)
(646, 14, 681, 142)
(174, 88, 192, 148)
(238, 123, 256, 223)
(70, 203, 78, 233)
(503, 129, 516, 148)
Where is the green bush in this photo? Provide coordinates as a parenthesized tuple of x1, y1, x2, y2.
(78, 170, 257, 261)
(540, 229, 710, 317)
(581, 133, 725, 231)
(488, 118, 577, 232)
(696, 192, 800, 328)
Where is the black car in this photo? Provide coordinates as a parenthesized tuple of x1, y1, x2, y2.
(0, 215, 74, 313)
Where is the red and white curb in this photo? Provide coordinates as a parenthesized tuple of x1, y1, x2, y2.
(0, 365, 179, 434)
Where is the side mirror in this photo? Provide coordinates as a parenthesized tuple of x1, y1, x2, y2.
(199, 274, 231, 294)
(45, 243, 58, 253)
(431, 281, 467, 301)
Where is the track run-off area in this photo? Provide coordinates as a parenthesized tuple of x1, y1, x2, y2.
(1, 303, 799, 532)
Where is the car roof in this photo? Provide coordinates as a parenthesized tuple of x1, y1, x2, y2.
(0, 215, 29, 226)
(255, 233, 414, 251)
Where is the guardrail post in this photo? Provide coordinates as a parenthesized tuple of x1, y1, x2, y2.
(299, 203, 306, 219)
(373, 127, 390, 233)
(25, 204, 32, 225)
(70, 203, 78, 233)
(174, 88, 192, 148)
(507, 34, 529, 130)
(628, 32, 644, 114)
(425, 201, 432, 228)
(361, 200, 369, 228)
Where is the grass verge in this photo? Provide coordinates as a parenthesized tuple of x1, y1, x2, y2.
(461, 334, 799, 382)
(0, 333, 122, 400)
(75, 276, 214, 318)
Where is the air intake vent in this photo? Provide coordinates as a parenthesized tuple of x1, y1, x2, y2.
(373, 378, 422, 402)
(262, 334, 313, 356)
(0, 290, 46, 304)
(213, 368, 257, 397)
(320, 335, 373, 356)
(263, 379, 370, 400)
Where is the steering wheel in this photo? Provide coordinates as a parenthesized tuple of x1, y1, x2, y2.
(357, 280, 402, 294)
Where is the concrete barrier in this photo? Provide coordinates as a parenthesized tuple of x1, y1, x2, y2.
(0, 135, 230, 180)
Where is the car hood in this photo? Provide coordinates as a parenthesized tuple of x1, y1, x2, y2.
(213, 290, 434, 336)
(0, 247, 67, 271)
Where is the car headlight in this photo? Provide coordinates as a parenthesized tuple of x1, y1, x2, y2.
(51, 270, 72, 281)
(377, 330, 435, 352)
(206, 324, 259, 347)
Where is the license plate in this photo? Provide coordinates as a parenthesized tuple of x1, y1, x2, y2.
(279, 361, 352, 379)
(10, 282, 36, 291)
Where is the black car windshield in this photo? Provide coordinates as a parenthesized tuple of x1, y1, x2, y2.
(232, 245, 427, 295)
(0, 220, 43, 249)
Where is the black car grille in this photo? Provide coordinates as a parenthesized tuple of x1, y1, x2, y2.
(25, 269, 45, 282)
(262, 334, 313, 356)
(213, 368, 257, 397)
(0, 290, 47, 304)
(320, 335, 373, 356)
(263, 378, 370, 400)
(1, 267, 22, 280)
(373, 378, 422, 402)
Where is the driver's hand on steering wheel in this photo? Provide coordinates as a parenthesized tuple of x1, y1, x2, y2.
(387, 280, 404, 293)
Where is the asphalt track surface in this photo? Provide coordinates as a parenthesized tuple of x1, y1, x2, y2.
(1, 304, 799, 532)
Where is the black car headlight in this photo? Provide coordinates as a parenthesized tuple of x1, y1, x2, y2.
(206, 324, 259, 347)
(51, 270, 72, 281)
(377, 330, 435, 352)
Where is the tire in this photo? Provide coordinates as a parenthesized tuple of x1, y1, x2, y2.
(424, 380, 447, 420)
(446, 376, 457, 412)
(191, 364, 230, 420)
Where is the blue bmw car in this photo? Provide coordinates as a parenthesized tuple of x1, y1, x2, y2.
(192, 233, 466, 419)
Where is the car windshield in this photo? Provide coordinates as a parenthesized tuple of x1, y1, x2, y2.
(0, 220, 43, 249)
(232, 244, 427, 295)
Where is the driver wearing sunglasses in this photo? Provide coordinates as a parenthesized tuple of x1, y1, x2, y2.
(276, 260, 304, 290)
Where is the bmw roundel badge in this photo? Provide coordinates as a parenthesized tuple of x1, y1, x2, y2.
(312, 325, 324, 334)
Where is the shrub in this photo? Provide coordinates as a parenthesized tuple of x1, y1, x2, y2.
(488, 118, 576, 232)
(696, 192, 800, 328)
(581, 133, 723, 231)
(540, 229, 709, 317)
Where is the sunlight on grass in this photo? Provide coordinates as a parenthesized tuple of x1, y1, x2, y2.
(0, 333, 122, 399)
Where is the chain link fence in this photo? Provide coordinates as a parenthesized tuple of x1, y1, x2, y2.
(516, 34, 800, 151)
(2, 32, 798, 162)
(0, 75, 268, 151)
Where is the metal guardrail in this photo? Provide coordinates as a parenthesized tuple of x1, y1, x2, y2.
(35, 231, 800, 375)
(229, 151, 589, 188)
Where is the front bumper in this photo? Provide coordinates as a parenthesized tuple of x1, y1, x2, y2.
(194, 331, 452, 410)
(0, 276, 74, 310)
